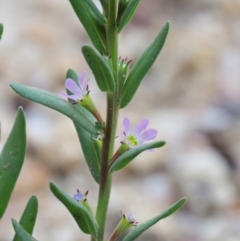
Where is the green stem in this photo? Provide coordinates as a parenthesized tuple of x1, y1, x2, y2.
(95, 95, 118, 241)
(107, 0, 118, 81)
(94, 1, 119, 241)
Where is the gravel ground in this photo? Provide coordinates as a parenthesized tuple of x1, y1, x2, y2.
(1, 0, 240, 241)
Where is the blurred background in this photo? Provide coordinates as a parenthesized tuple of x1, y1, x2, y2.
(1, 0, 240, 240)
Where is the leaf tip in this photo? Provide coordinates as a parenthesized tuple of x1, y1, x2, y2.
(16, 106, 25, 117)
(29, 195, 39, 204)
(181, 196, 187, 203)
(49, 180, 55, 188)
(9, 82, 16, 89)
(11, 218, 17, 226)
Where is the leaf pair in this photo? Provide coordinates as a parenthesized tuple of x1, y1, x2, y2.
(10, 79, 102, 183)
(12, 182, 99, 240)
(80, 21, 170, 107)
(12, 220, 38, 241)
(12, 196, 38, 241)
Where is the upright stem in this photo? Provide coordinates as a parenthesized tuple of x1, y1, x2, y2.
(95, 95, 118, 241)
(94, 0, 119, 241)
(107, 0, 118, 79)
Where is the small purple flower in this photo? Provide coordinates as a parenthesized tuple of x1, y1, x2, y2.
(59, 70, 89, 101)
(122, 117, 158, 147)
(73, 189, 88, 202)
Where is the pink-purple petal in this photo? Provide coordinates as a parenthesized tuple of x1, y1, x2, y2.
(58, 92, 81, 101)
(65, 78, 81, 94)
(73, 190, 84, 201)
(123, 117, 131, 134)
(132, 119, 149, 137)
(68, 94, 82, 101)
(58, 92, 69, 99)
(78, 70, 87, 87)
(138, 128, 158, 143)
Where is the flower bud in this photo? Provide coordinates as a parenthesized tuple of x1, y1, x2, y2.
(108, 212, 138, 241)
(117, 57, 131, 96)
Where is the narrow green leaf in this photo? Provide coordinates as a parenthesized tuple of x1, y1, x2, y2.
(0, 108, 26, 219)
(99, 0, 107, 12)
(0, 23, 3, 40)
(13, 196, 38, 241)
(118, 0, 141, 32)
(109, 140, 166, 174)
(50, 181, 98, 237)
(74, 122, 101, 183)
(10, 83, 97, 135)
(82, 45, 116, 92)
(123, 197, 187, 241)
(66, 69, 101, 183)
(66, 68, 79, 82)
(69, 0, 106, 53)
(120, 22, 170, 108)
(12, 220, 38, 241)
(84, 0, 106, 25)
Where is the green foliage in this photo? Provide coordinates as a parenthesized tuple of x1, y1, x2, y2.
(69, 0, 106, 53)
(75, 120, 101, 183)
(7, 0, 183, 240)
(50, 181, 98, 237)
(120, 22, 170, 108)
(66, 69, 101, 183)
(10, 83, 97, 135)
(0, 108, 26, 218)
(99, 0, 107, 13)
(118, 0, 141, 32)
(84, 0, 106, 25)
(13, 196, 38, 241)
(0, 23, 3, 40)
(108, 140, 166, 174)
(123, 197, 187, 241)
(12, 220, 38, 241)
(82, 45, 116, 92)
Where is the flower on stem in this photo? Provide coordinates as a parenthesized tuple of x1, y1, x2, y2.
(122, 117, 158, 148)
(108, 212, 138, 241)
(73, 189, 94, 215)
(109, 118, 158, 165)
(59, 71, 103, 123)
(73, 189, 88, 202)
(59, 70, 89, 102)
